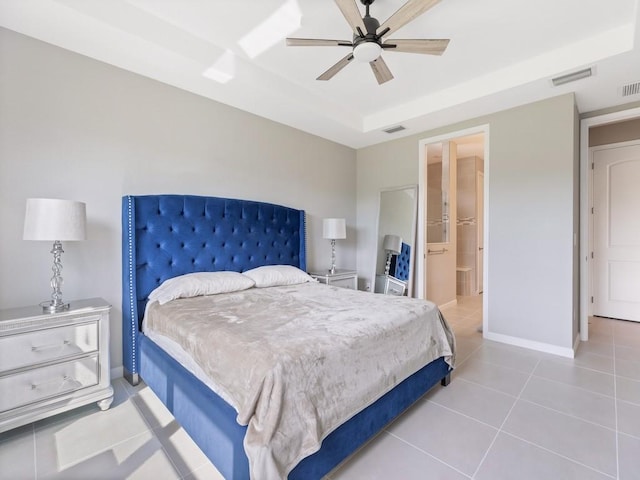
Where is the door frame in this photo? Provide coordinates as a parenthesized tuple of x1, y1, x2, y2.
(417, 124, 490, 333)
(579, 106, 640, 340)
(476, 170, 484, 294)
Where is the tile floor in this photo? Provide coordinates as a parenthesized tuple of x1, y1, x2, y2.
(1, 295, 639, 479)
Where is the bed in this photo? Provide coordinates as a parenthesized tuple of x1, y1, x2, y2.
(122, 194, 454, 479)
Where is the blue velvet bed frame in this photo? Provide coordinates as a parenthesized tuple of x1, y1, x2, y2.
(122, 194, 451, 479)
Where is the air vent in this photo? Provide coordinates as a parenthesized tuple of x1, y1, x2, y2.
(621, 81, 640, 97)
(383, 125, 406, 134)
(551, 67, 592, 86)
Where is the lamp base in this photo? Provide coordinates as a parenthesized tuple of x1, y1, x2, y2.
(329, 239, 337, 275)
(40, 300, 70, 313)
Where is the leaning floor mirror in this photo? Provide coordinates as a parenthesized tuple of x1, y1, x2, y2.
(373, 185, 418, 297)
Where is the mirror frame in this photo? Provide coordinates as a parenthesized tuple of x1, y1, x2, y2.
(372, 184, 419, 297)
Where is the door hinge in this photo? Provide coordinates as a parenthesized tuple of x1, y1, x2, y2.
(591, 207, 594, 214)
(591, 162, 594, 170)
(591, 251, 594, 259)
(591, 296, 594, 303)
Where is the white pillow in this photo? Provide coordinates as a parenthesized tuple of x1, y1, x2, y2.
(242, 265, 315, 288)
(148, 271, 255, 305)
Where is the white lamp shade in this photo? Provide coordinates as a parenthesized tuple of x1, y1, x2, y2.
(23, 198, 87, 241)
(322, 218, 346, 240)
(383, 234, 402, 254)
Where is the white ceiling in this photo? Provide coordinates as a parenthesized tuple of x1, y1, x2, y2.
(1, 0, 639, 148)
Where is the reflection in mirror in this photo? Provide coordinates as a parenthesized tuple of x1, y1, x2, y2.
(427, 142, 450, 244)
(374, 185, 418, 297)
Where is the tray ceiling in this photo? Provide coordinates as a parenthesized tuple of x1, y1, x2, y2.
(1, 0, 639, 148)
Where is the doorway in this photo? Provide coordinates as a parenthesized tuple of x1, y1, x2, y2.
(580, 108, 640, 340)
(591, 141, 640, 322)
(417, 125, 489, 334)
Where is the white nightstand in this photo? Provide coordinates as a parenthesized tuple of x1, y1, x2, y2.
(375, 274, 407, 296)
(0, 298, 113, 433)
(309, 269, 358, 290)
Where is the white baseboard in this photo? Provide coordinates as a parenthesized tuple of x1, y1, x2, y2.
(484, 331, 576, 358)
(110, 366, 124, 379)
(439, 299, 458, 310)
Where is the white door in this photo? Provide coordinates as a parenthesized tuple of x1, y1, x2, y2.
(476, 171, 484, 294)
(592, 142, 640, 322)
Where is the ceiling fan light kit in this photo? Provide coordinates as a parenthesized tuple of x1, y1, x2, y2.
(286, 0, 449, 84)
(353, 41, 382, 62)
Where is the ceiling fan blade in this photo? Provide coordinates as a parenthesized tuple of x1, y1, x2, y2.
(317, 53, 355, 81)
(334, 0, 366, 34)
(369, 56, 394, 84)
(286, 38, 353, 47)
(378, 0, 441, 37)
(383, 38, 449, 55)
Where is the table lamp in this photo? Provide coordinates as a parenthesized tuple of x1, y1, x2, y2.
(383, 234, 402, 276)
(23, 198, 86, 313)
(322, 218, 346, 274)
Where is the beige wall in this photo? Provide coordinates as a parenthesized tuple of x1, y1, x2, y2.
(589, 118, 640, 147)
(0, 28, 357, 372)
(357, 94, 580, 353)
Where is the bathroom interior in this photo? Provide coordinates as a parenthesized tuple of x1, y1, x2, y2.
(425, 134, 485, 312)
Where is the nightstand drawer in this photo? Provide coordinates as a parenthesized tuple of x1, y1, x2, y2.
(387, 281, 405, 296)
(309, 269, 358, 290)
(0, 354, 99, 413)
(0, 321, 98, 372)
(375, 274, 406, 295)
(330, 277, 357, 289)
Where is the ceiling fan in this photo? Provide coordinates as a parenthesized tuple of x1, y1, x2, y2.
(286, 0, 449, 84)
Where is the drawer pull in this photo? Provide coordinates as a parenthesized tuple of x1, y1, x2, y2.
(31, 375, 70, 390)
(31, 340, 70, 352)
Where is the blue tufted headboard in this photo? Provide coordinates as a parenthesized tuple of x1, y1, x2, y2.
(122, 194, 306, 381)
(390, 242, 411, 282)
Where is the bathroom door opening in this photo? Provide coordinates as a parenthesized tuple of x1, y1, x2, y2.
(417, 125, 489, 334)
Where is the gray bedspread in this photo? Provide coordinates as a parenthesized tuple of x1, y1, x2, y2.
(144, 282, 455, 479)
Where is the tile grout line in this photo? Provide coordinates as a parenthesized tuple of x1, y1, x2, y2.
(418, 361, 620, 477)
(441, 373, 621, 434)
(450, 376, 518, 399)
(498, 430, 616, 480)
(529, 370, 616, 400)
(461, 353, 544, 377)
(422, 399, 499, 431)
(515, 397, 618, 433)
(543, 357, 616, 377)
(470, 357, 541, 479)
(617, 397, 640, 413)
(453, 342, 484, 368)
(384, 430, 473, 479)
(451, 372, 622, 434)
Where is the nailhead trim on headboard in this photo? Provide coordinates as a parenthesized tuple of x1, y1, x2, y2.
(126, 196, 137, 374)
